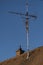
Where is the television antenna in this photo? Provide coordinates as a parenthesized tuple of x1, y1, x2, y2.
(8, 0, 37, 59)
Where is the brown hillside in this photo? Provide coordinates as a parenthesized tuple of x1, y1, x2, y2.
(0, 46, 43, 65)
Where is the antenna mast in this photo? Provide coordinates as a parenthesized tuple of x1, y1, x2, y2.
(8, 0, 37, 60)
(26, 0, 29, 59)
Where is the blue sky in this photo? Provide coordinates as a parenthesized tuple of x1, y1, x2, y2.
(0, 0, 43, 62)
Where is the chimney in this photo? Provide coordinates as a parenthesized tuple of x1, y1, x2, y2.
(16, 45, 25, 56)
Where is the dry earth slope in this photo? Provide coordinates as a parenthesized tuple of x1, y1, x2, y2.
(0, 46, 43, 65)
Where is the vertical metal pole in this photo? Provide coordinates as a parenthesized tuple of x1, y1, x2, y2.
(26, 30, 29, 59)
(26, 0, 29, 59)
(25, 12, 29, 59)
(26, 19, 29, 59)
